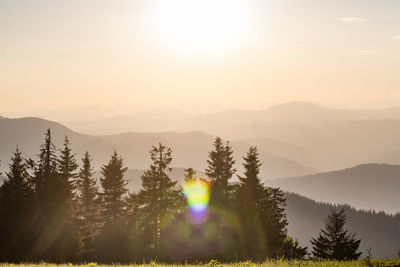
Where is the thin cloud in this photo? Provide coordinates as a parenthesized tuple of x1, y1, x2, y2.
(340, 17, 368, 23)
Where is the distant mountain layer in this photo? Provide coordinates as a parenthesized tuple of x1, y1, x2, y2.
(9, 102, 400, 174)
(0, 117, 314, 179)
(62, 102, 400, 172)
(66, 102, 400, 134)
(268, 164, 400, 214)
(285, 193, 400, 259)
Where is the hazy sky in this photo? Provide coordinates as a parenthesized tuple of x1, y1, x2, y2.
(1, 0, 400, 115)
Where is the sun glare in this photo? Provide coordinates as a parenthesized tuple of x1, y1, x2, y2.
(151, 0, 254, 56)
(183, 179, 210, 224)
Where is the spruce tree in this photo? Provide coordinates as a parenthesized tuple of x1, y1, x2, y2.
(221, 141, 236, 197)
(266, 187, 289, 258)
(57, 136, 78, 195)
(99, 150, 128, 223)
(0, 148, 34, 262)
(236, 146, 267, 260)
(76, 151, 100, 261)
(56, 136, 79, 254)
(34, 128, 58, 196)
(206, 137, 236, 206)
(31, 129, 78, 262)
(311, 209, 361, 260)
(234, 146, 290, 259)
(97, 150, 129, 262)
(138, 143, 180, 258)
(205, 137, 236, 260)
(282, 236, 308, 260)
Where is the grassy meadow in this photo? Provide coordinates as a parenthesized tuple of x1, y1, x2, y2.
(1, 259, 400, 267)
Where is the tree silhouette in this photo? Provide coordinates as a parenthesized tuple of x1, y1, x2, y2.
(138, 143, 181, 258)
(311, 209, 361, 260)
(0, 147, 34, 262)
(282, 236, 308, 260)
(236, 146, 267, 260)
(205, 137, 237, 260)
(266, 187, 289, 257)
(97, 151, 129, 262)
(57, 136, 78, 197)
(33, 129, 57, 195)
(235, 146, 293, 259)
(31, 129, 78, 262)
(206, 137, 236, 208)
(76, 151, 100, 261)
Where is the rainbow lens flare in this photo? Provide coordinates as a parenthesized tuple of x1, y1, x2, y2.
(183, 179, 210, 224)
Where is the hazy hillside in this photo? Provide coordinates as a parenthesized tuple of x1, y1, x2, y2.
(0, 117, 313, 179)
(62, 102, 400, 172)
(268, 164, 400, 214)
(286, 193, 400, 259)
(207, 119, 400, 171)
(64, 109, 190, 134)
(6, 106, 140, 122)
(0, 116, 93, 160)
(65, 102, 400, 134)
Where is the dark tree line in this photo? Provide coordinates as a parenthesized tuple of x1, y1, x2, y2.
(0, 129, 360, 263)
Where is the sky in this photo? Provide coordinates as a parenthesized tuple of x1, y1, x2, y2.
(1, 0, 400, 116)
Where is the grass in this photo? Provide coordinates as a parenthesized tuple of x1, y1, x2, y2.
(1, 259, 400, 267)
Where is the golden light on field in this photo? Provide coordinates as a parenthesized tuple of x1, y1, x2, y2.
(150, 0, 255, 56)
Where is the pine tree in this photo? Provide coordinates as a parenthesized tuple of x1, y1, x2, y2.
(97, 150, 129, 262)
(266, 187, 289, 258)
(31, 129, 58, 260)
(56, 136, 79, 252)
(57, 136, 78, 195)
(0, 148, 34, 262)
(282, 236, 308, 260)
(138, 143, 181, 258)
(31, 129, 78, 262)
(99, 150, 128, 223)
(221, 141, 236, 197)
(34, 128, 58, 196)
(206, 137, 225, 181)
(311, 209, 361, 260)
(236, 146, 267, 260)
(205, 137, 237, 260)
(206, 137, 236, 206)
(76, 151, 100, 261)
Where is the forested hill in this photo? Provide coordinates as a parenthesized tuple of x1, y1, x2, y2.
(285, 193, 400, 258)
(268, 164, 400, 214)
(99, 168, 400, 258)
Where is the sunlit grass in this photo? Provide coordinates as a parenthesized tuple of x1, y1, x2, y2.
(1, 259, 400, 267)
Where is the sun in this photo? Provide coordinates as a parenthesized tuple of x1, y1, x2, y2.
(150, 0, 254, 56)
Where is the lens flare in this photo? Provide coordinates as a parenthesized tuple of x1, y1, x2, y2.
(183, 178, 210, 224)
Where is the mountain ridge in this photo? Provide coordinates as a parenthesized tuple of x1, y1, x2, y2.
(268, 163, 400, 214)
(0, 117, 313, 179)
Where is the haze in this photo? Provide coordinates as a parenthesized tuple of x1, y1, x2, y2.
(1, 0, 400, 118)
